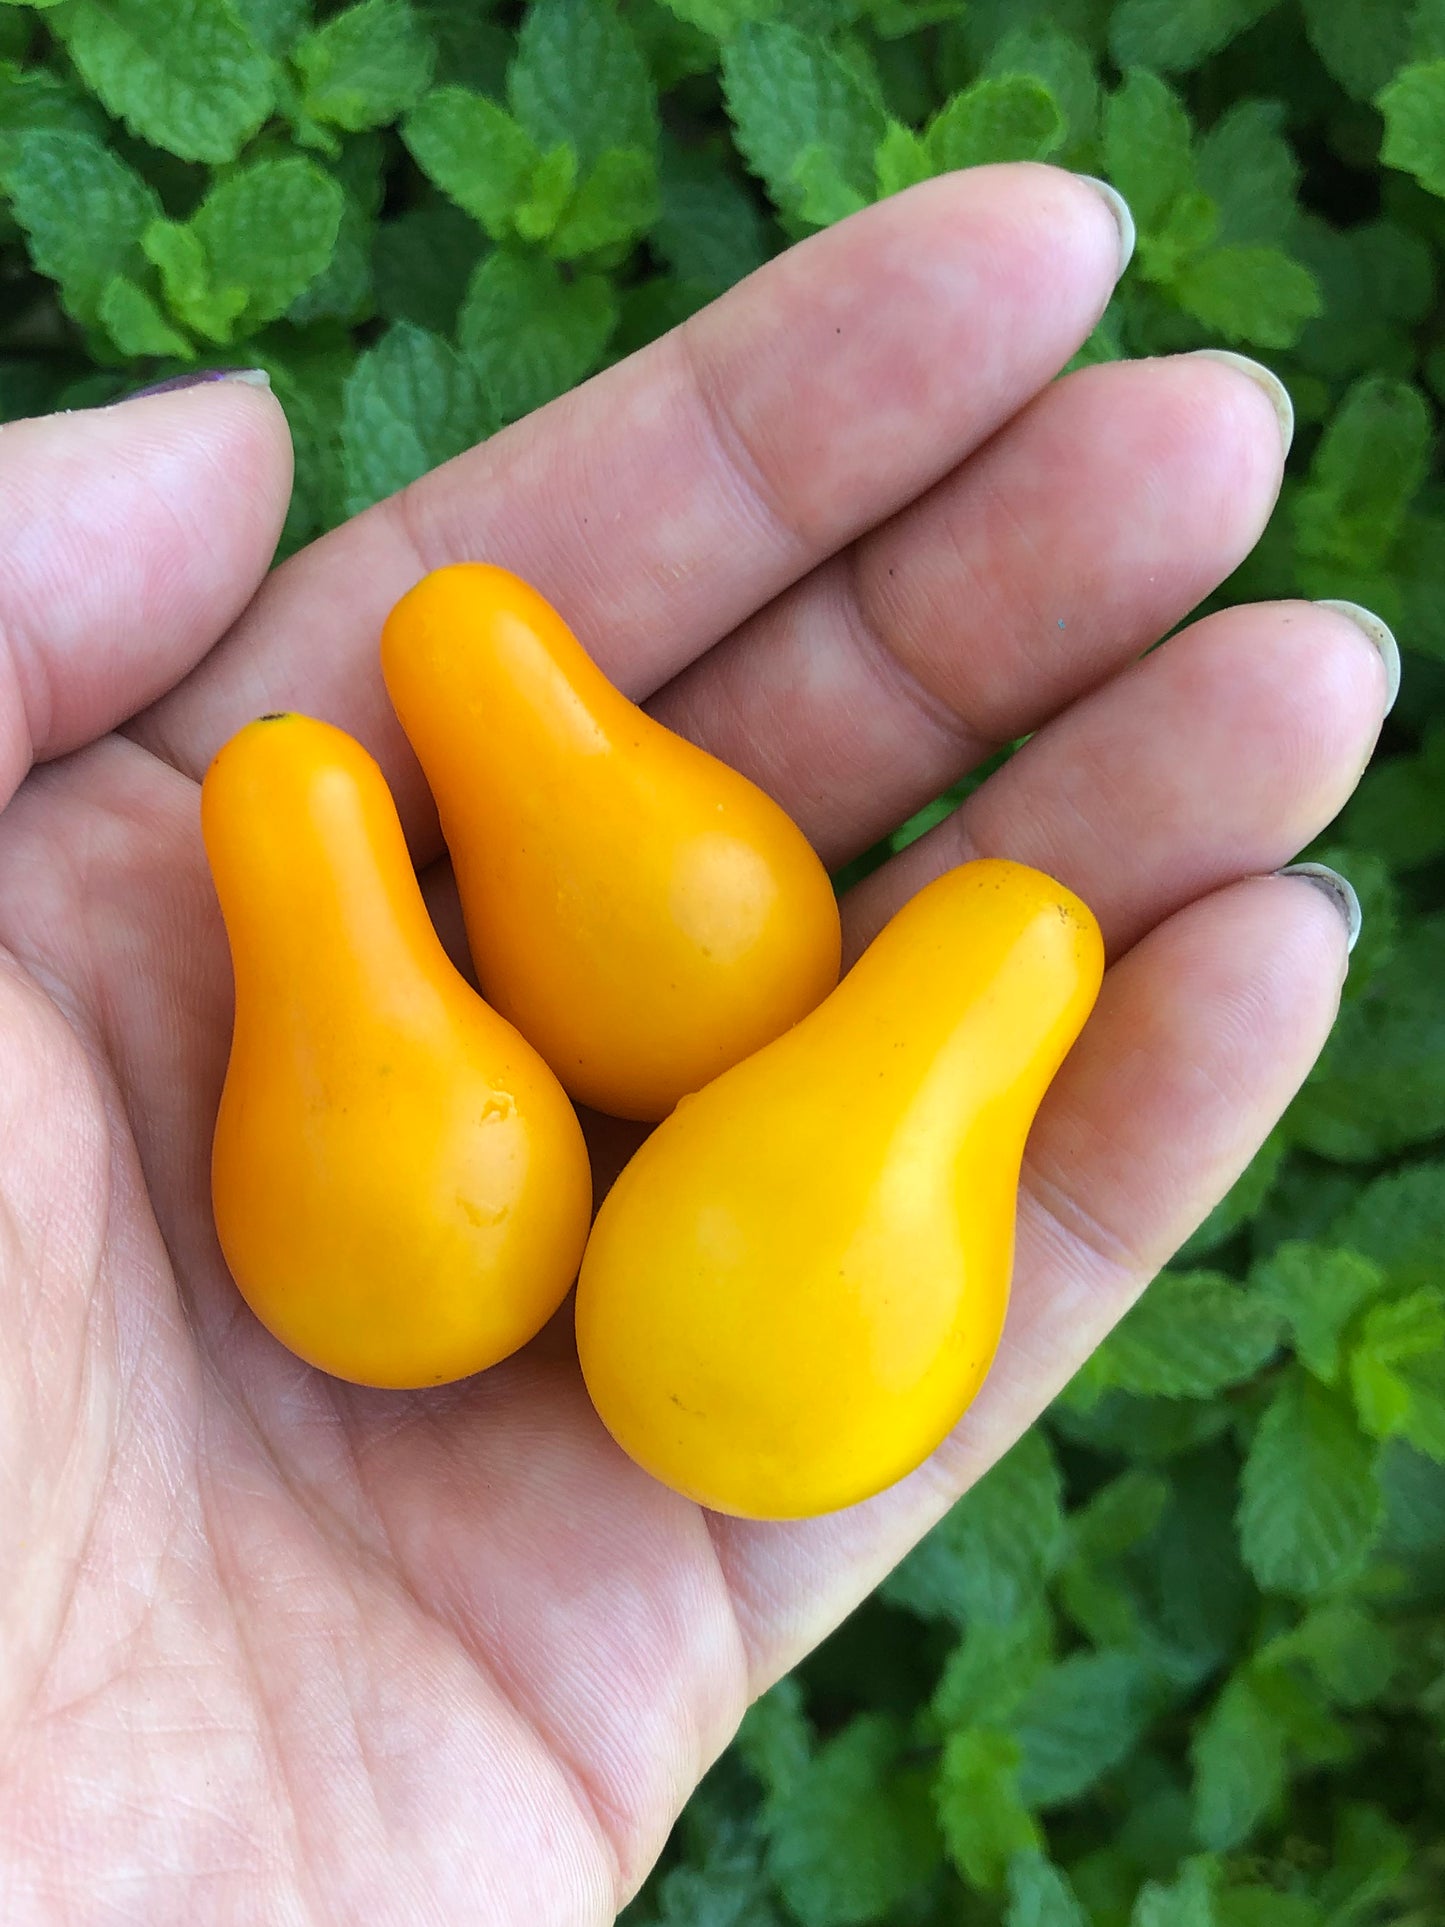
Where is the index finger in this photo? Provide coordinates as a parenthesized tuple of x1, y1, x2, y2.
(129, 165, 1129, 831)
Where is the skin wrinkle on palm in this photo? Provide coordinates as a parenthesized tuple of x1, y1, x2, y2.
(0, 169, 1383, 1920)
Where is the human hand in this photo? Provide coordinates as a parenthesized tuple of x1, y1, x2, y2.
(0, 167, 1391, 1924)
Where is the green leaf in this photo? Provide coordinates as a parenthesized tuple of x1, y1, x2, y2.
(1109, 0, 1274, 73)
(418, 0, 511, 91)
(1288, 914, 1445, 1161)
(655, 141, 770, 294)
(1190, 1668, 1289, 1851)
(931, 1605, 1054, 1731)
(1349, 1289, 1445, 1459)
(97, 274, 192, 357)
(5, 129, 158, 328)
(1238, 1370, 1383, 1596)
(736, 1676, 811, 1803)
(340, 322, 492, 516)
(882, 1428, 1064, 1626)
(935, 1729, 1041, 1893)
(548, 145, 660, 257)
(1292, 374, 1433, 575)
(1249, 1244, 1386, 1384)
(1304, 0, 1414, 100)
(1260, 1600, 1400, 1707)
(231, 0, 309, 57)
(402, 90, 543, 237)
(48, 0, 275, 164)
(293, 0, 435, 132)
(1013, 1650, 1157, 1807)
(722, 21, 884, 219)
(1195, 100, 1300, 246)
(1005, 1854, 1089, 1927)
(156, 157, 344, 343)
(1102, 68, 1194, 233)
(926, 73, 1065, 169)
(1170, 245, 1322, 348)
(764, 1715, 942, 1927)
(1076, 1271, 1281, 1402)
(458, 248, 616, 419)
(0, 59, 99, 178)
(986, 24, 1099, 158)
(510, 0, 657, 172)
(1132, 1856, 1220, 1927)
(874, 118, 932, 196)
(510, 142, 580, 242)
(1332, 1162, 1445, 1294)
(1378, 60, 1445, 198)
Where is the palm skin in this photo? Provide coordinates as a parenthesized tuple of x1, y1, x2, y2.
(0, 169, 1389, 1925)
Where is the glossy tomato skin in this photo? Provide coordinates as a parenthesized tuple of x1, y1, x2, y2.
(204, 713, 591, 1389)
(381, 564, 842, 1122)
(575, 860, 1103, 1520)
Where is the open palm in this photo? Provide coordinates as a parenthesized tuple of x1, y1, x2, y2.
(0, 170, 1389, 1925)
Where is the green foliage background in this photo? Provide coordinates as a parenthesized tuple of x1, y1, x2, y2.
(3, 0, 1445, 1919)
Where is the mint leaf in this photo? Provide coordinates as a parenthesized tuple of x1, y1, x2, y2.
(1238, 1369, 1382, 1596)
(1103, 68, 1194, 233)
(764, 1714, 942, 1927)
(1304, 0, 1414, 100)
(1005, 1853, 1089, 1927)
(1288, 913, 1445, 1161)
(1109, 0, 1274, 73)
(548, 145, 659, 257)
(1076, 1271, 1281, 1401)
(1171, 245, 1322, 347)
(1196, 100, 1300, 246)
(294, 0, 435, 132)
(737, 1676, 811, 1803)
(419, 0, 511, 91)
(987, 24, 1099, 157)
(371, 202, 482, 334)
(931, 1606, 1054, 1730)
(341, 322, 493, 516)
(1013, 1650, 1157, 1807)
(1132, 1855, 1220, 1927)
(926, 74, 1065, 168)
(874, 118, 932, 195)
(403, 89, 542, 236)
(791, 143, 869, 225)
(935, 1729, 1041, 1893)
(231, 0, 308, 58)
(1190, 1668, 1288, 1850)
(509, 142, 577, 241)
(1332, 1162, 1445, 1294)
(1261, 1600, 1399, 1708)
(1349, 1289, 1445, 1459)
(656, 141, 770, 293)
(722, 21, 884, 220)
(98, 273, 191, 357)
(1293, 374, 1433, 575)
(1378, 60, 1445, 198)
(882, 1428, 1064, 1626)
(5, 129, 157, 328)
(458, 249, 616, 419)
(155, 157, 344, 343)
(49, 0, 275, 164)
(510, 0, 657, 171)
(1249, 1243, 1386, 1384)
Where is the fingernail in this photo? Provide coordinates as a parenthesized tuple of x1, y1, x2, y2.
(1277, 862, 1361, 954)
(1315, 598, 1401, 718)
(1074, 175, 1135, 276)
(1186, 349, 1294, 458)
(119, 368, 272, 402)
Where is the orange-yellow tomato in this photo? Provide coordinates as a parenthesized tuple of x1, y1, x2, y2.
(575, 860, 1103, 1520)
(203, 714, 591, 1389)
(380, 565, 842, 1122)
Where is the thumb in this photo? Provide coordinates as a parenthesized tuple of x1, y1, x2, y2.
(0, 370, 292, 811)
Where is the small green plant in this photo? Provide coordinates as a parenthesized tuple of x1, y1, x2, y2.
(4, 1, 1444, 1920)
